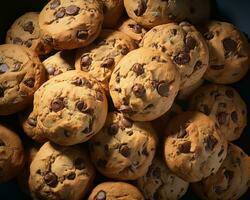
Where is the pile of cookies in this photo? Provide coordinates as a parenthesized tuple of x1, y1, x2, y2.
(0, 0, 250, 199)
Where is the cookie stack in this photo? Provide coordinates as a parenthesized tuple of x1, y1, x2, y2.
(0, 0, 250, 199)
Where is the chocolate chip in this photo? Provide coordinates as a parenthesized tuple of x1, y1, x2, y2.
(223, 38, 237, 53)
(193, 60, 202, 71)
(224, 170, 234, 181)
(27, 118, 37, 127)
(25, 39, 32, 48)
(71, 77, 92, 88)
(24, 78, 35, 88)
(185, 36, 197, 51)
(200, 104, 210, 115)
(50, 0, 60, 9)
(0, 63, 9, 73)
(119, 105, 133, 114)
(174, 52, 190, 65)
(152, 167, 161, 179)
(97, 159, 107, 168)
(23, 21, 34, 34)
(225, 89, 234, 98)
(217, 112, 227, 125)
(13, 63, 21, 72)
(76, 100, 88, 113)
(121, 47, 129, 55)
(65, 5, 80, 15)
(119, 144, 131, 157)
(101, 58, 115, 68)
(66, 172, 76, 180)
(134, 1, 147, 16)
(178, 141, 191, 153)
(54, 7, 65, 18)
(47, 66, 55, 75)
(51, 97, 65, 112)
(96, 90, 104, 101)
(74, 158, 85, 170)
(231, 111, 238, 123)
(96, 190, 106, 200)
(77, 30, 88, 40)
(132, 83, 145, 98)
(13, 37, 23, 45)
(128, 24, 142, 33)
(218, 147, 224, 157)
(132, 63, 144, 76)
(157, 81, 169, 97)
(203, 32, 214, 40)
(0, 139, 5, 146)
(108, 123, 119, 135)
(43, 36, 53, 45)
(80, 55, 92, 71)
(44, 172, 58, 188)
(171, 29, 177, 36)
(121, 117, 133, 128)
(204, 135, 218, 151)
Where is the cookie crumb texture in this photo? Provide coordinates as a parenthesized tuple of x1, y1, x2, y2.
(88, 182, 144, 200)
(39, 0, 104, 50)
(89, 112, 157, 180)
(0, 44, 45, 115)
(33, 70, 108, 146)
(164, 112, 228, 182)
(29, 142, 95, 200)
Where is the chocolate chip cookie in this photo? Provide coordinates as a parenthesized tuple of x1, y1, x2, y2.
(89, 112, 157, 180)
(141, 22, 209, 89)
(88, 182, 144, 200)
(109, 47, 180, 121)
(43, 50, 75, 79)
(39, 0, 104, 50)
(189, 84, 247, 141)
(6, 12, 52, 55)
(102, 0, 124, 28)
(0, 44, 45, 115)
(29, 142, 95, 200)
(0, 124, 25, 183)
(192, 143, 250, 200)
(75, 29, 136, 93)
(33, 70, 108, 146)
(201, 21, 250, 84)
(124, 0, 187, 28)
(137, 157, 189, 200)
(164, 112, 228, 182)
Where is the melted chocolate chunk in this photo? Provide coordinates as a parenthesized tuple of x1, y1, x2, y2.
(0, 63, 9, 73)
(23, 21, 34, 34)
(178, 141, 191, 153)
(134, 1, 147, 16)
(231, 111, 238, 123)
(65, 5, 80, 16)
(129, 23, 143, 34)
(44, 172, 58, 188)
(157, 81, 169, 97)
(77, 30, 88, 40)
(121, 117, 133, 128)
(23, 78, 35, 88)
(76, 100, 88, 113)
(223, 38, 237, 53)
(217, 112, 227, 125)
(13, 37, 23, 45)
(185, 36, 197, 51)
(204, 135, 218, 151)
(174, 52, 190, 65)
(50, 0, 60, 9)
(96, 190, 106, 200)
(66, 172, 76, 180)
(119, 144, 131, 157)
(74, 158, 85, 170)
(54, 7, 65, 19)
(132, 63, 144, 76)
(132, 83, 145, 98)
(101, 58, 115, 68)
(107, 123, 119, 135)
(80, 55, 92, 71)
(203, 32, 214, 40)
(51, 97, 65, 112)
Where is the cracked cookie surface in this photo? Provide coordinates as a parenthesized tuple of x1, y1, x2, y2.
(0, 44, 45, 115)
(164, 112, 228, 182)
(89, 112, 157, 180)
(29, 142, 95, 200)
(189, 84, 247, 141)
(109, 47, 180, 121)
(33, 70, 108, 146)
(39, 0, 104, 50)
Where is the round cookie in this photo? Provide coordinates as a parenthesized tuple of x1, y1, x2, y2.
(43, 50, 75, 79)
(192, 143, 250, 200)
(109, 47, 180, 121)
(88, 182, 144, 200)
(124, 0, 187, 28)
(0, 124, 25, 183)
(6, 12, 52, 55)
(33, 70, 108, 146)
(137, 157, 189, 200)
(201, 21, 250, 84)
(118, 18, 147, 44)
(29, 142, 95, 200)
(0, 44, 45, 115)
(164, 112, 228, 182)
(39, 0, 104, 50)
(75, 29, 136, 93)
(188, 84, 247, 141)
(140, 22, 209, 89)
(89, 112, 157, 180)
(102, 0, 124, 28)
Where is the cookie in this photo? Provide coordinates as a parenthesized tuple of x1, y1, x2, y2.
(117, 18, 147, 44)
(0, 124, 25, 183)
(39, 0, 104, 50)
(141, 22, 209, 89)
(89, 112, 157, 180)
(0, 44, 45, 115)
(102, 0, 124, 28)
(29, 142, 95, 200)
(192, 143, 250, 200)
(201, 21, 250, 84)
(43, 50, 75, 79)
(88, 182, 144, 200)
(124, 0, 187, 28)
(5, 12, 52, 55)
(32, 70, 108, 146)
(109, 47, 180, 121)
(75, 29, 136, 93)
(19, 107, 48, 143)
(137, 157, 189, 200)
(189, 84, 247, 141)
(164, 112, 228, 182)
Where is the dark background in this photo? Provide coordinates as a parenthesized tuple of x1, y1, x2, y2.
(0, 0, 249, 199)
